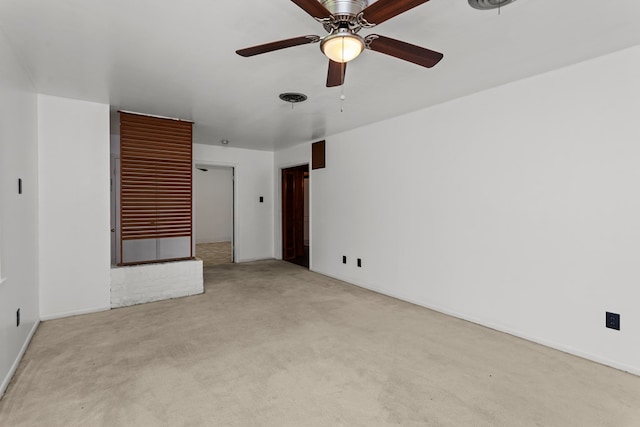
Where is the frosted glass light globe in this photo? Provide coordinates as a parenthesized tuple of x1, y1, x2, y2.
(321, 31, 364, 63)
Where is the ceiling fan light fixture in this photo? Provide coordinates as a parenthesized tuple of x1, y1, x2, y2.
(321, 30, 364, 63)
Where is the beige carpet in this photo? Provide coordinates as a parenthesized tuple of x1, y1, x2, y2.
(196, 241, 232, 267)
(1, 260, 639, 426)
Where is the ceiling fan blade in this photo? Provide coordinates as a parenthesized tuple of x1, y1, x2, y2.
(291, 0, 333, 20)
(236, 35, 320, 57)
(360, 0, 431, 26)
(326, 60, 347, 87)
(366, 35, 443, 68)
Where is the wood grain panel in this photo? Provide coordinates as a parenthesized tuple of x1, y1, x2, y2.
(119, 112, 193, 264)
(312, 140, 326, 170)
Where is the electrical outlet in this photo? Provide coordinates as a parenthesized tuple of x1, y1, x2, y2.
(357, 258, 362, 268)
(16, 308, 20, 327)
(342, 256, 347, 264)
(606, 312, 620, 330)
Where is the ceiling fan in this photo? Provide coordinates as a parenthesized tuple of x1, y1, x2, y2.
(236, 0, 444, 87)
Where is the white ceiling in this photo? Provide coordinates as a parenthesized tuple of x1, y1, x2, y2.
(1, 0, 639, 151)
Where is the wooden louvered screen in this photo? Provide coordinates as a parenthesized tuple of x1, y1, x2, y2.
(119, 112, 193, 265)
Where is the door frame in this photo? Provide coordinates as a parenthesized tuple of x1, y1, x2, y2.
(281, 164, 309, 263)
(110, 154, 120, 265)
(192, 162, 236, 263)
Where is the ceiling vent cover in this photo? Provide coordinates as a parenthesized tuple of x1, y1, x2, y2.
(468, 0, 518, 10)
(279, 92, 308, 103)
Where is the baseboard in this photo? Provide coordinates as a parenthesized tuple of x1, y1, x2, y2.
(40, 305, 111, 321)
(236, 257, 276, 263)
(397, 294, 640, 377)
(0, 320, 40, 399)
(313, 270, 640, 377)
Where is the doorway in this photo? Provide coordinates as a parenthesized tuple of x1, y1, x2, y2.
(194, 165, 234, 267)
(282, 164, 309, 268)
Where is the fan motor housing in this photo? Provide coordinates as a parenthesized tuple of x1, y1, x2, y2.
(321, 0, 369, 18)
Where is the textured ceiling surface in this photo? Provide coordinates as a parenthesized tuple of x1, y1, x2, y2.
(1, 0, 639, 150)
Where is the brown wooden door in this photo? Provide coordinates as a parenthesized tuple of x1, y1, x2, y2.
(282, 165, 307, 260)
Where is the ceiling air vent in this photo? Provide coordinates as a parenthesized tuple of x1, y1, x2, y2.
(468, 0, 518, 10)
(279, 93, 308, 103)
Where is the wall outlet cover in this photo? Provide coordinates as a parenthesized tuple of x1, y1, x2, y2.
(606, 312, 620, 330)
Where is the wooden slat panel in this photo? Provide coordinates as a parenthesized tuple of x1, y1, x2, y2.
(120, 173, 191, 181)
(122, 218, 191, 223)
(122, 222, 192, 228)
(121, 207, 191, 213)
(121, 195, 191, 201)
(121, 149, 191, 161)
(120, 183, 190, 188)
(121, 176, 190, 182)
(122, 190, 191, 195)
(119, 112, 193, 264)
(122, 165, 189, 170)
(122, 202, 191, 206)
(122, 216, 191, 221)
(121, 114, 192, 129)
(124, 224, 191, 231)
(121, 143, 191, 153)
(123, 228, 191, 234)
(122, 162, 190, 167)
(122, 192, 191, 196)
(122, 122, 192, 132)
(121, 179, 190, 184)
(124, 228, 191, 235)
(121, 152, 191, 162)
(123, 234, 191, 239)
(121, 131, 192, 143)
(121, 171, 191, 179)
(120, 141, 192, 153)
(123, 234, 191, 241)
(121, 126, 192, 137)
(120, 155, 190, 166)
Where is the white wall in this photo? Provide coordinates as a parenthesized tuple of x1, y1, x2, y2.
(38, 95, 111, 320)
(193, 144, 273, 262)
(0, 29, 40, 397)
(194, 166, 233, 243)
(297, 45, 640, 375)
